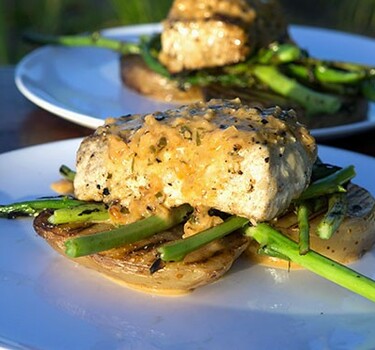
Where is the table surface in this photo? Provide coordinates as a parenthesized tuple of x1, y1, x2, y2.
(1, 65, 375, 158)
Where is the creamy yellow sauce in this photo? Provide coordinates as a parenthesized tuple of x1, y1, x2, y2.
(50, 179, 74, 195)
(245, 247, 303, 270)
(183, 205, 224, 237)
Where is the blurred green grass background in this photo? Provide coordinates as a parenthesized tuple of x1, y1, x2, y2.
(1, 0, 374, 65)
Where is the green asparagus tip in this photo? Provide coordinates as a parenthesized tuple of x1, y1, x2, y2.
(316, 192, 348, 240)
(59, 165, 76, 181)
(65, 240, 79, 258)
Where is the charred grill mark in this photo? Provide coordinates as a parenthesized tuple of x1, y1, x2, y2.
(126, 242, 160, 255)
(34, 211, 100, 239)
(79, 208, 101, 216)
(347, 184, 375, 217)
(59, 224, 99, 238)
(150, 257, 165, 274)
(53, 222, 98, 237)
(121, 235, 177, 257)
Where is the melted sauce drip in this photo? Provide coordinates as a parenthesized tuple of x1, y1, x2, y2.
(50, 179, 74, 195)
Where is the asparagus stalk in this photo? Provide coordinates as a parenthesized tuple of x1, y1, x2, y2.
(59, 165, 76, 181)
(251, 65, 341, 115)
(139, 35, 170, 77)
(157, 216, 249, 262)
(287, 63, 366, 84)
(255, 43, 303, 65)
(296, 202, 310, 255)
(244, 223, 375, 302)
(0, 197, 86, 218)
(314, 65, 366, 84)
(311, 159, 341, 182)
(305, 57, 375, 76)
(48, 203, 109, 224)
(64, 204, 192, 258)
(298, 165, 356, 201)
(23, 31, 141, 55)
(316, 192, 348, 239)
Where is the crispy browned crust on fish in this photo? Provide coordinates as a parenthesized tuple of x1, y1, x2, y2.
(246, 183, 375, 268)
(33, 211, 249, 294)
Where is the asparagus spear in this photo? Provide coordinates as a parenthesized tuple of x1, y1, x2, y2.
(244, 223, 375, 302)
(255, 43, 303, 65)
(287, 63, 367, 84)
(0, 197, 86, 218)
(64, 204, 192, 258)
(251, 65, 341, 115)
(311, 159, 341, 182)
(316, 192, 348, 239)
(59, 165, 76, 181)
(48, 203, 109, 224)
(157, 216, 249, 262)
(296, 202, 310, 255)
(23, 31, 141, 55)
(139, 35, 170, 77)
(297, 165, 356, 201)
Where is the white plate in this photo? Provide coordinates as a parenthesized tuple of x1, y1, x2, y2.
(15, 24, 375, 139)
(1, 139, 375, 349)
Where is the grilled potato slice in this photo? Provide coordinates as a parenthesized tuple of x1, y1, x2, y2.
(34, 211, 249, 294)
